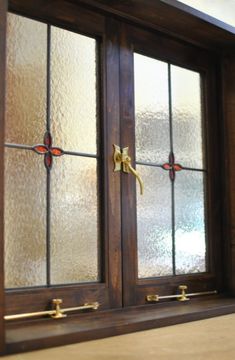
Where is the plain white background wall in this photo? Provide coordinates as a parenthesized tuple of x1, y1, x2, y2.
(179, 0, 235, 27)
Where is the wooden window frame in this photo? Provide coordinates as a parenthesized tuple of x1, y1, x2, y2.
(120, 23, 222, 307)
(0, 0, 235, 355)
(3, 4, 123, 317)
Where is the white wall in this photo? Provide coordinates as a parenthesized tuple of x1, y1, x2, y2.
(179, 0, 235, 27)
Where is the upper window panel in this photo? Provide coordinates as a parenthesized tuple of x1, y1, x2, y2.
(179, 0, 235, 27)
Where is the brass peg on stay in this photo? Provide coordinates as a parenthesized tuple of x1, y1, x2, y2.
(50, 298, 67, 319)
(178, 285, 189, 302)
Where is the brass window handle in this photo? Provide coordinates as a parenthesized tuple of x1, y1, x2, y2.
(113, 145, 144, 195)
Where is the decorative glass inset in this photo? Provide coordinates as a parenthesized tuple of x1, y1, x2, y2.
(162, 152, 183, 181)
(33, 132, 64, 170)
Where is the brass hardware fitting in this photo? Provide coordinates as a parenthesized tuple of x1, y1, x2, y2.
(146, 285, 217, 303)
(113, 144, 144, 195)
(4, 299, 100, 321)
(178, 285, 189, 302)
(146, 294, 159, 302)
(51, 298, 67, 319)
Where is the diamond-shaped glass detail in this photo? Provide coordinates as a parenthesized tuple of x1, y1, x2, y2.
(32, 132, 64, 170)
(162, 152, 183, 181)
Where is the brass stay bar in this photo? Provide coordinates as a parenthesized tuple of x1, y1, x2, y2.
(4, 299, 99, 321)
(146, 285, 217, 303)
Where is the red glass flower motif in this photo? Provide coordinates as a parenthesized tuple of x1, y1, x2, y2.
(33, 131, 64, 170)
(162, 152, 183, 181)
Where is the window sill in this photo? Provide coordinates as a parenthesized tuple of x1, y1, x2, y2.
(4, 295, 235, 355)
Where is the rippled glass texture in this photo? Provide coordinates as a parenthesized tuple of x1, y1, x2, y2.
(4, 149, 47, 288)
(171, 66, 204, 169)
(134, 53, 170, 164)
(6, 13, 47, 145)
(137, 166, 172, 278)
(50, 156, 100, 284)
(175, 171, 206, 274)
(51, 27, 98, 155)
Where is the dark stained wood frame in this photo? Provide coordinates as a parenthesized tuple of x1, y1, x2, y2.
(222, 50, 235, 296)
(0, 0, 235, 355)
(4, 1, 123, 317)
(71, 0, 235, 50)
(120, 22, 223, 306)
(0, 0, 7, 354)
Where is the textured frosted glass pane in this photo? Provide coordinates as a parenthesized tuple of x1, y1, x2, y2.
(134, 53, 170, 164)
(137, 166, 172, 278)
(175, 171, 206, 274)
(51, 156, 99, 284)
(51, 27, 98, 154)
(4, 149, 46, 288)
(171, 66, 204, 169)
(6, 14, 46, 145)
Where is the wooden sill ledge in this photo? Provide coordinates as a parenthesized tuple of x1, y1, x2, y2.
(5, 296, 235, 355)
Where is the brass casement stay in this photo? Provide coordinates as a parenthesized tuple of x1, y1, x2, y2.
(146, 285, 217, 303)
(113, 144, 144, 195)
(4, 299, 100, 321)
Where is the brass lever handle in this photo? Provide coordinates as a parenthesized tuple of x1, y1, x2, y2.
(113, 145, 144, 195)
(123, 155, 144, 195)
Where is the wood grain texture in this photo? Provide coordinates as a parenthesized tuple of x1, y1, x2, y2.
(70, 0, 235, 50)
(222, 52, 235, 295)
(5, 285, 109, 315)
(2, 0, 235, 355)
(5, 0, 124, 318)
(120, 22, 222, 307)
(119, 23, 137, 307)
(9, 0, 104, 36)
(0, 0, 7, 354)
(4, 314, 235, 360)
(103, 17, 122, 308)
(5, 297, 235, 354)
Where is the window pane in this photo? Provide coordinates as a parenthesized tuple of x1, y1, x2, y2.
(134, 53, 170, 164)
(175, 171, 206, 274)
(51, 156, 100, 284)
(171, 65, 204, 169)
(6, 13, 47, 145)
(51, 27, 98, 155)
(4, 149, 47, 288)
(137, 166, 172, 278)
(5, 14, 100, 288)
(135, 52, 206, 278)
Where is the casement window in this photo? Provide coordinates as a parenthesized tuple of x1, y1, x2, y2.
(0, 0, 235, 355)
